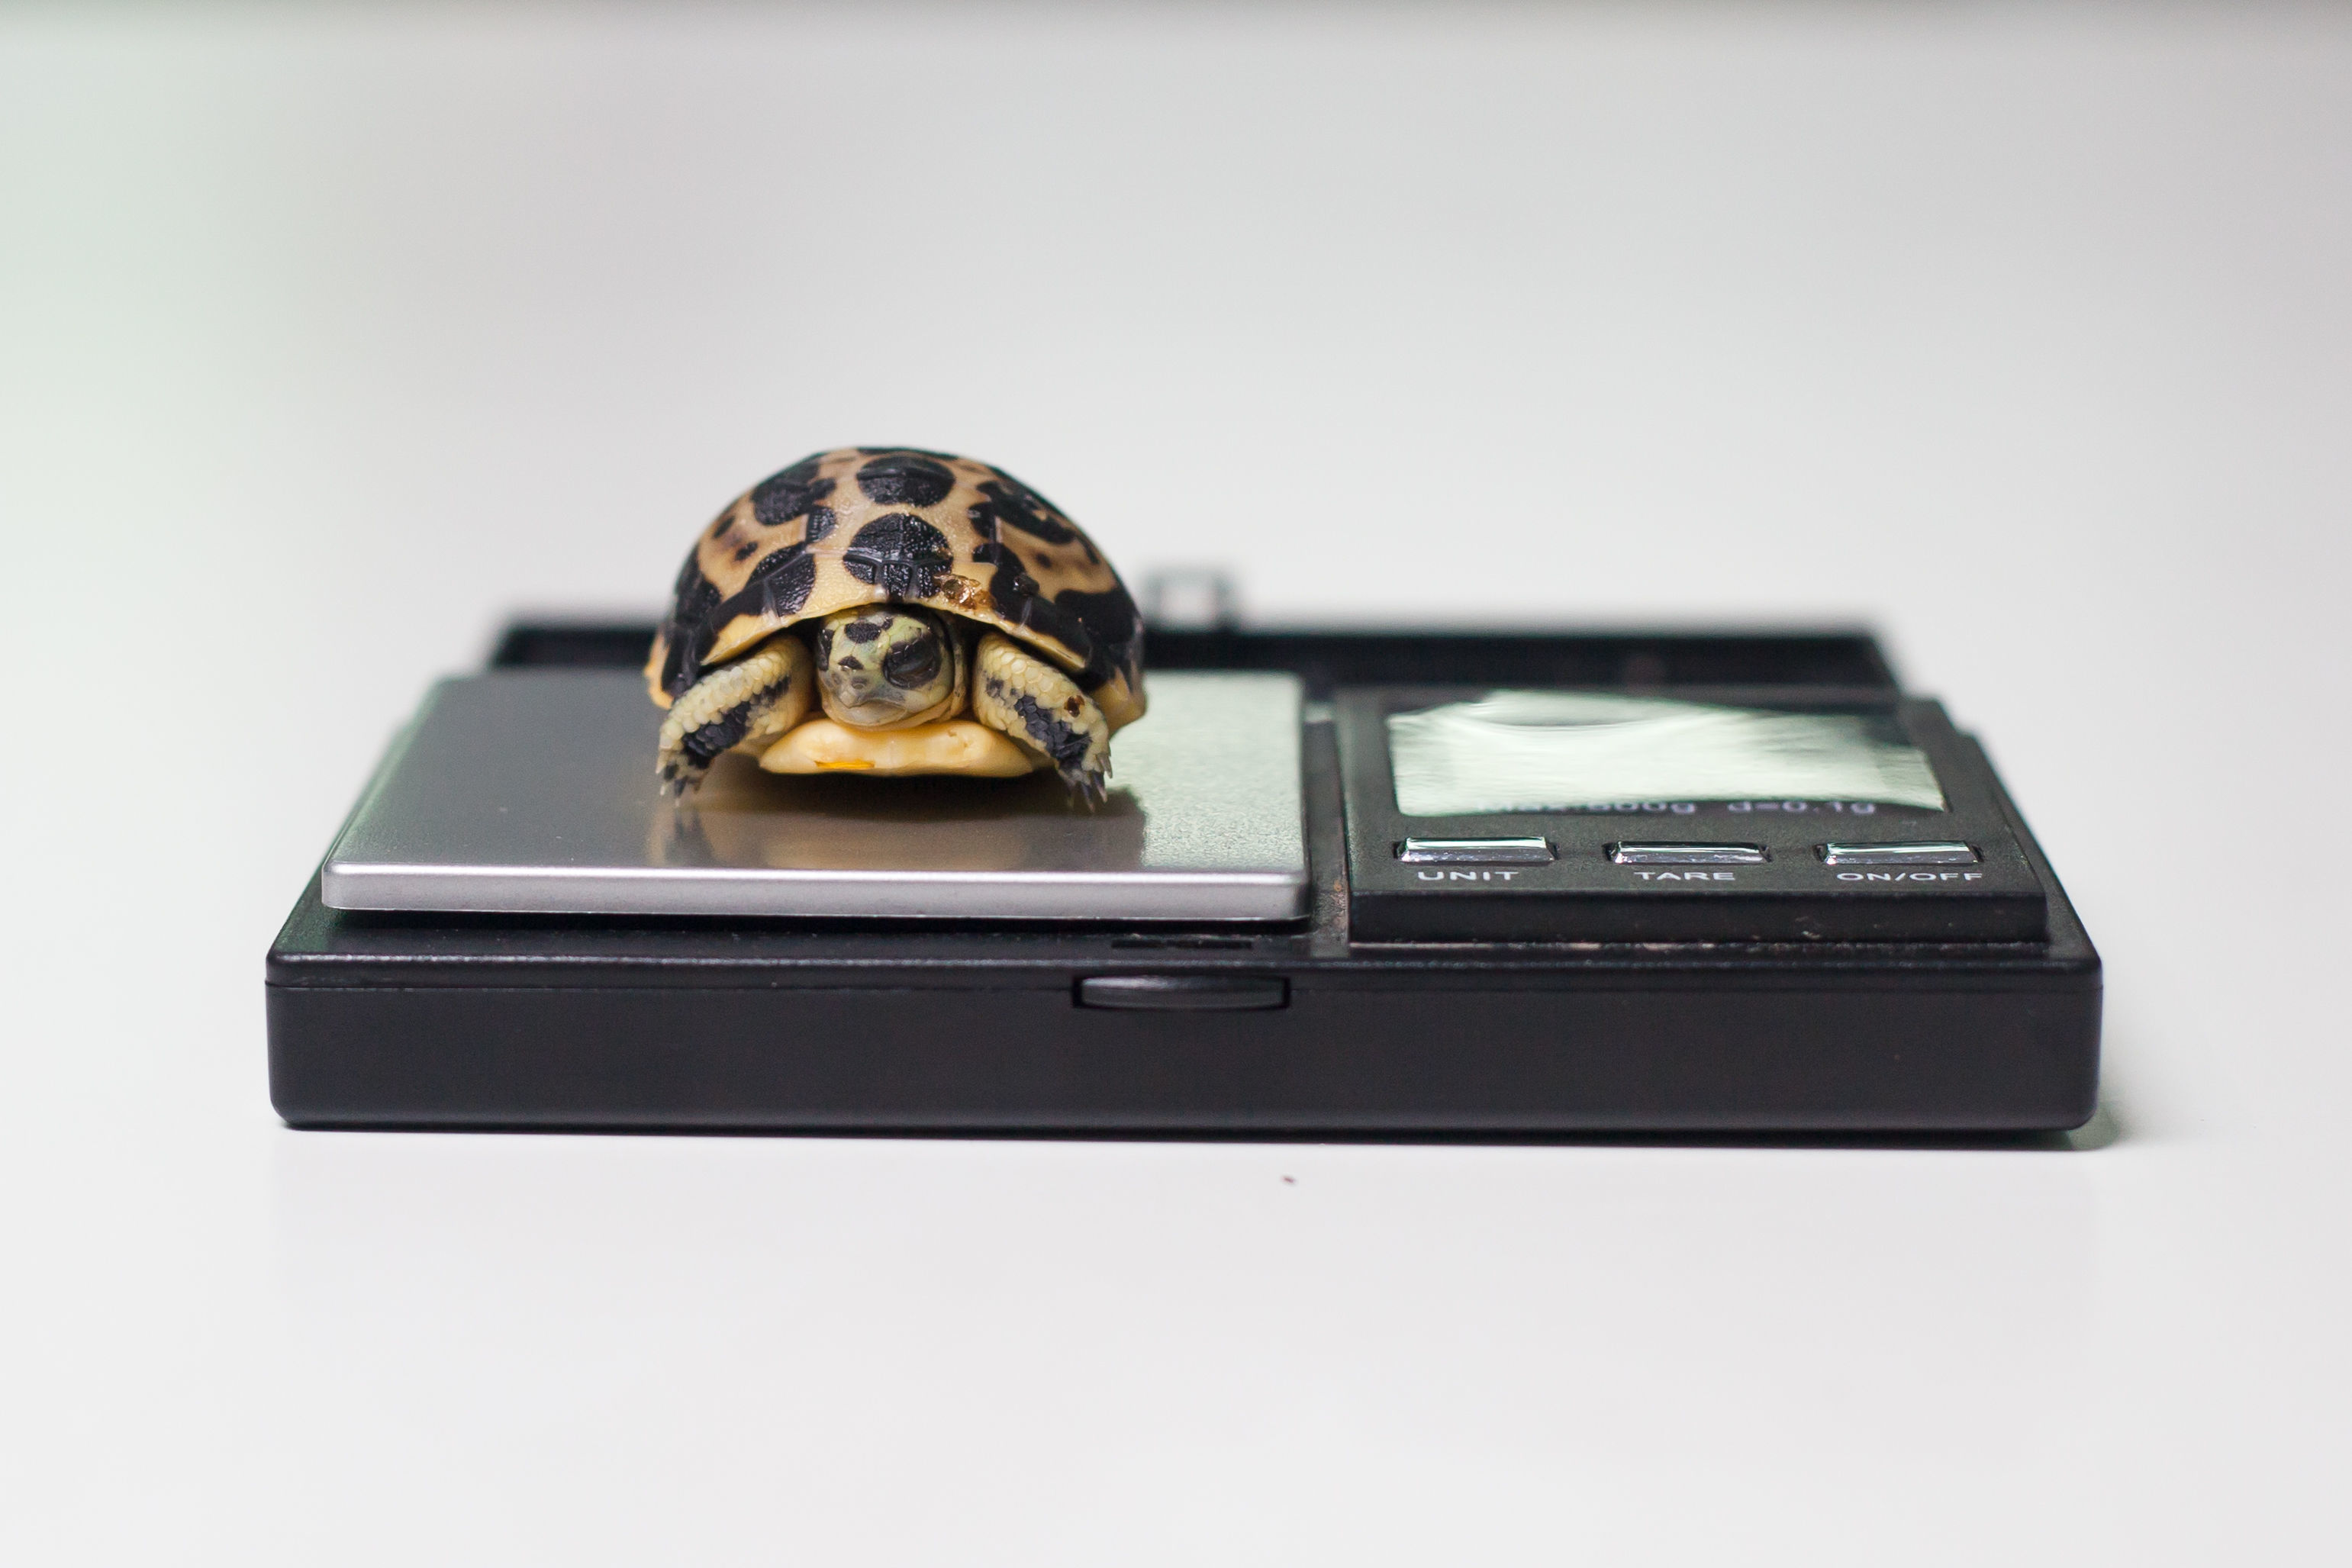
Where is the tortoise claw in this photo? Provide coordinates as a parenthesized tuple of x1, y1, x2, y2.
(1056, 764, 1109, 807)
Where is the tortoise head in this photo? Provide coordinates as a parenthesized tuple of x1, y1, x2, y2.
(814, 606, 961, 728)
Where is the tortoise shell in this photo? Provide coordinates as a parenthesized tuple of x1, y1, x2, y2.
(647, 447, 1145, 730)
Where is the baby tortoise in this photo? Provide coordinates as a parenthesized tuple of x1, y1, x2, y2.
(647, 448, 1146, 801)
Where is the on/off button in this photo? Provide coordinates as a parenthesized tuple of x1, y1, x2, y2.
(1820, 842, 1980, 866)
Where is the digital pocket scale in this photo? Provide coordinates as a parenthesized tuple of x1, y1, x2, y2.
(267, 623, 2099, 1134)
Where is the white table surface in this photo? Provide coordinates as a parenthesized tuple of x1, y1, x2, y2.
(4, 4, 2347, 1561)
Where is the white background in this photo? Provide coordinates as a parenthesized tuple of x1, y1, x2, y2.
(4, 2, 2348, 1560)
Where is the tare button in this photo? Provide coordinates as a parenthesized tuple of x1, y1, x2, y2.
(1610, 842, 1769, 865)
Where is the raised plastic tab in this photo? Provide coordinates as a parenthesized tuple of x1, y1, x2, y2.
(1076, 975, 1290, 1011)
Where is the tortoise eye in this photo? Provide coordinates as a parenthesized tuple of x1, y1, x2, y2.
(881, 633, 942, 690)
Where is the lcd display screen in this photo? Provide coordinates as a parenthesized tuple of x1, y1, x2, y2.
(1385, 691, 1946, 816)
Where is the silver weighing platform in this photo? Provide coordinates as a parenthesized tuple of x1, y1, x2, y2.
(324, 670, 1307, 922)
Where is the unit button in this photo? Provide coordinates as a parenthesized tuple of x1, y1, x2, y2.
(1609, 842, 1769, 865)
(1819, 841, 1980, 866)
(1397, 837, 1555, 865)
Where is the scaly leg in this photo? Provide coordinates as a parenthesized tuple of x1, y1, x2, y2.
(971, 630, 1110, 802)
(656, 633, 814, 793)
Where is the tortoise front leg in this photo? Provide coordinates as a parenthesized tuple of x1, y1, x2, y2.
(656, 633, 814, 793)
(971, 630, 1110, 802)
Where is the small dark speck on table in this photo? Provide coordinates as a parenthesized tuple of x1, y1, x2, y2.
(1282, 1175, 1295, 1184)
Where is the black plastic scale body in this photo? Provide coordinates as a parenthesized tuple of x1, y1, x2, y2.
(267, 626, 2099, 1134)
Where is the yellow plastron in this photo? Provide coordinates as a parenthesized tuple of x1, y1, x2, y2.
(758, 718, 1041, 778)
